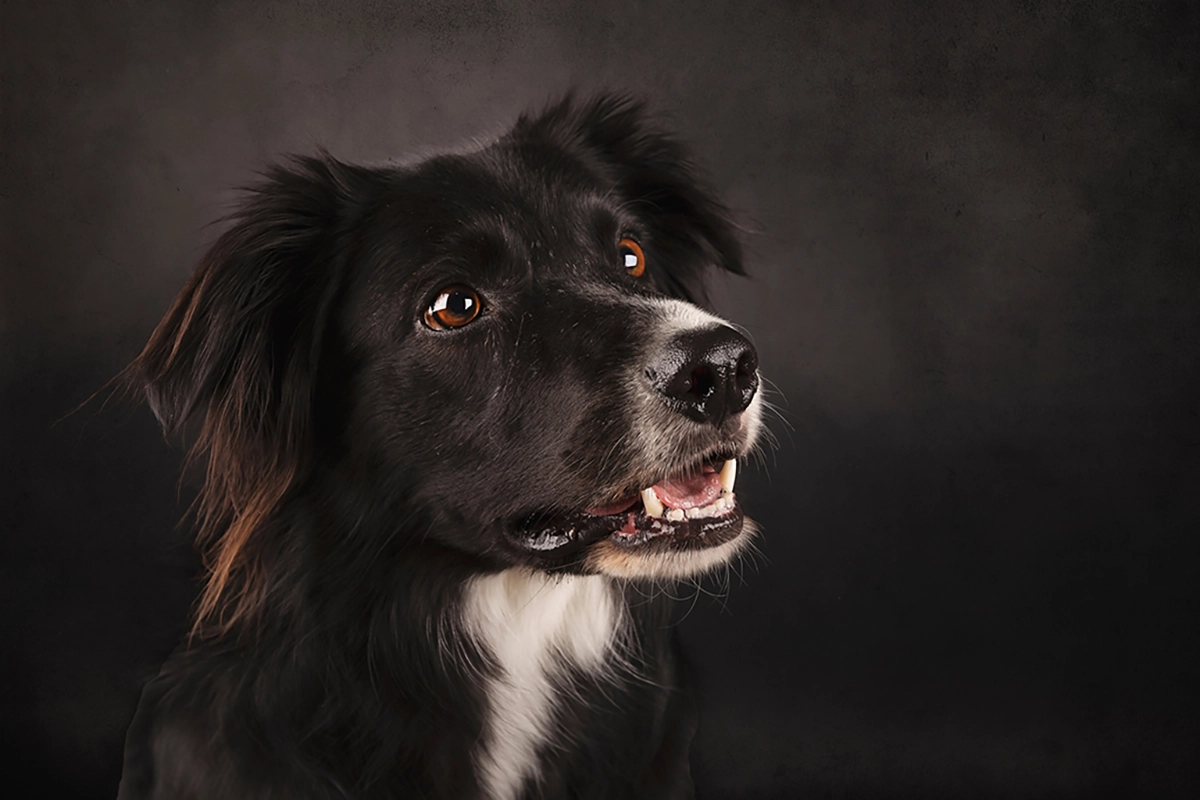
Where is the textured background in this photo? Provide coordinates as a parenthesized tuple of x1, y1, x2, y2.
(3, 1, 1199, 797)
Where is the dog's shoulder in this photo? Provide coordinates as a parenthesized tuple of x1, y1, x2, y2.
(117, 647, 260, 800)
(117, 641, 370, 799)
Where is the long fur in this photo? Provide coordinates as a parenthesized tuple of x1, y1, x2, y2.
(119, 93, 759, 799)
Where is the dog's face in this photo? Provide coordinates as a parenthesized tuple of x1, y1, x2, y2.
(342, 152, 762, 580)
(136, 96, 761, 603)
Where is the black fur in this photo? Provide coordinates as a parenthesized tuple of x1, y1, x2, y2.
(120, 94, 751, 799)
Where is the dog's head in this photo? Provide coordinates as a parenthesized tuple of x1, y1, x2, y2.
(133, 95, 761, 631)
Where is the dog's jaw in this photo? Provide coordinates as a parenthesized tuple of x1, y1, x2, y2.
(585, 518, 759, 581)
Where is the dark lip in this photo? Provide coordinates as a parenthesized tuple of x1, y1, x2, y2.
(602, 499, 744, 551)
(505, 492, 744, 563)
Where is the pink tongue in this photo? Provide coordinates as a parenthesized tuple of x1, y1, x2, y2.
(584, 467, 724, 516)
(654, 470, 722, 510)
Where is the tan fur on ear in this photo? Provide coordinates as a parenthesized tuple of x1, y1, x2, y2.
(130, 290, 300, 640)
(189, 443, 295, 639)
(126, 154, 360, 640)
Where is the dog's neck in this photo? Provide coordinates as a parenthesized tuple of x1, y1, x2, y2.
(461, 569, 623, 800)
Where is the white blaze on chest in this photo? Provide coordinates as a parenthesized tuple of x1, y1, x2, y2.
(463, 569, 618, 800)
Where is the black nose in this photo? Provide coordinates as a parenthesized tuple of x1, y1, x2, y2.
(647, 326, 759, 426)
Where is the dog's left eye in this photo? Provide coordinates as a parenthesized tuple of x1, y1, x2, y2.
(619, 238, 646, 277)
(424, 285, 482, 330)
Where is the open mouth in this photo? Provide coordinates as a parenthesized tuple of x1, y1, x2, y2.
(510, 455, 744, 560)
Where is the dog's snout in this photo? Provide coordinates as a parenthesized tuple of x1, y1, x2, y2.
(648, 326, 759, 426)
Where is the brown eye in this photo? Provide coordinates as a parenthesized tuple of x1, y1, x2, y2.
(619, 238, 646, 277)
(424, 285, 482, 330)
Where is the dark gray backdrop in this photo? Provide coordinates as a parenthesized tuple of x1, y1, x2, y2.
(3, 1, 1198, 797)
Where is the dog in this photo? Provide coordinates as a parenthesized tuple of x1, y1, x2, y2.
(118, 93, 762, 799)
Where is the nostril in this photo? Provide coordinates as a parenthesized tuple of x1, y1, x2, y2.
(688, 365, 715, 398)
(735, 350, 758, 379)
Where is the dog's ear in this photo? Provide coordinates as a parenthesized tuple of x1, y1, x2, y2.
(127, 153, 365, 635)
(135, 155, 361, 435)
(517, 93, 744, 306)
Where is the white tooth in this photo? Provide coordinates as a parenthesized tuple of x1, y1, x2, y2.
(719, 459, 737, 493)
(641, 487, 664, 518)
(667, 508, 686, 522)
(686, 506, 701, 519)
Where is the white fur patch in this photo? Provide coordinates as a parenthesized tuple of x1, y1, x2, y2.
(463, 570, 619, 800)
(648, 297, 731, 339)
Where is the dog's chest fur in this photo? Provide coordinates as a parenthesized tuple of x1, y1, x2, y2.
(462, 570, 620, 800)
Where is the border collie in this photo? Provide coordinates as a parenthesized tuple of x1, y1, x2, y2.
(119, 93, 762, 799)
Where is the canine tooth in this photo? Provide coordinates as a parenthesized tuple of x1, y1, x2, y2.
(667, 508, 686, 522)
(719, 459, 737, 493)
(641, 487, 665, 518)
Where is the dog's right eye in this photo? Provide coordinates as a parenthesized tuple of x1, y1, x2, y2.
(424, 285, 482, 330)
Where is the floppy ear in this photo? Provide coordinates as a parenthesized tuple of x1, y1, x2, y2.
(128, 153, 365, 634)
(517, 93, 744, 306)
(137, 155, 362, 434)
